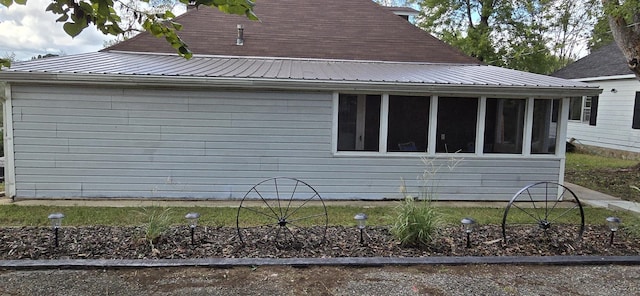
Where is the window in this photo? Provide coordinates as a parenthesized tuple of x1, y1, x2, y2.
(484, 98, 526, 154)
(568, 96, 598, 125)
(337, 94, 381, 151)
(436, 97, 477, 153)
(633, 92, 640, 129)
(531, 99, 560, 154)
(386, 95, 429, 152)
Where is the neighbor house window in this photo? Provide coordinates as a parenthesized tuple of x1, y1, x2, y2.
(337, 94, 381, 151)
(386, 95, 429, 152)
(436, 97, 477, 153)
(531, 99, 560, 154)
(633, 92, 640, 129)
(568, 96, 598, 125)
(484, 98, 526, 154)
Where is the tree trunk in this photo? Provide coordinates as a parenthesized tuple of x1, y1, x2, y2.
(603, 0, 640, 78)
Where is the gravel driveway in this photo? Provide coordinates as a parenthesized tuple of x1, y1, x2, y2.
(1, 264, 638, 295)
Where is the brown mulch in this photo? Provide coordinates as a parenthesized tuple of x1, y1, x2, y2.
(1, 225, 638, 260)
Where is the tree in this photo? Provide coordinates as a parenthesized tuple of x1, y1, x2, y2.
(602, 0, 640, 78)
(589, 13, 615, 51)
(417, 0, 599, 74)
(0, 0, 258, 68)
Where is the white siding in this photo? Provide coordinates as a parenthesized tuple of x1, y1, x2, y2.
(10, 85, 562, 201)
(567, 79, 640, 153)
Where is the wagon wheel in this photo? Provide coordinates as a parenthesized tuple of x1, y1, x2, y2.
(236, 177, 328, 249)
(502, 181, 584, 243)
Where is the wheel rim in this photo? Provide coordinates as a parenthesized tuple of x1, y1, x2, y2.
(236, 177, 328, 249)
(502, 181, 585, 243)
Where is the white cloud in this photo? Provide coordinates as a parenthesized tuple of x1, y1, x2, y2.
(0, 0, 115, 61)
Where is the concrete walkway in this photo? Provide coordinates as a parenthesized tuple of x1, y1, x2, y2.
(1, 182, 638, 214)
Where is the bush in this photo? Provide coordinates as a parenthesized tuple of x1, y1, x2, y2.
(389, 195, 441, 247)
(138, 207, 173, 248)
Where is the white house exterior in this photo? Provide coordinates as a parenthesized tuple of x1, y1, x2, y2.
(553, 43, 640, 153)
(0, 0, 601, 201)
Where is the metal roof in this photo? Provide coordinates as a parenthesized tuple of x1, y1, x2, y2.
(1, 51, 600, 96)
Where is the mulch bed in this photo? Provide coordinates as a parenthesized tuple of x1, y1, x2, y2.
(1, 225, 639, 260)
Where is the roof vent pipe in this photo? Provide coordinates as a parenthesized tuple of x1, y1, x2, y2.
(236, 24, 244, 46)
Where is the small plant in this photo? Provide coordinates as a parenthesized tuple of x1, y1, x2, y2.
(389, 193, 441, 247)
(389, 180, 441, 247)
(138, 206, 173, 248)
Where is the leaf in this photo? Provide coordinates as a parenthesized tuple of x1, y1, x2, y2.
(0, 0, 13, 7)
(63, 22, 85, 37)
(0, 58, 11, 69)
(56, 14, 69, 22)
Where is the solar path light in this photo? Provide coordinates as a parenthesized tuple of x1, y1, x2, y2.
(185, 212, 201, 245)
(606, 216, 621, 246)
(461, 217, 476, 248)
(47, 212, 65, 248)
(354, 213, 368, 245)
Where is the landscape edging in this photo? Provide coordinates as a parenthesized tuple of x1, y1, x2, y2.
(1, 256, 640, 270)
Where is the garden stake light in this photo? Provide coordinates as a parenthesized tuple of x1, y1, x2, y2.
(606, 216, 621, 246)
(461, 217, 476, 248)
(185, 212, 200, 245)
(47, 212, 64, 248)
(354, 213, 368, 245)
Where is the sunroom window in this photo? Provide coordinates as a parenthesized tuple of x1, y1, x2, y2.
(337, 94, 381, 151)
(436, 97, 477, 153)
(531, 99, 560, 154)
(484, 98, 526, 154)
(386, 95, 429, 152)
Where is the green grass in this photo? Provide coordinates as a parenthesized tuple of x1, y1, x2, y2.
(565, 152, 638, 171)
(0, 204, 634, 228)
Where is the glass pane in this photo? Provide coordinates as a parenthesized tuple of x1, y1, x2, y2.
(568, 97, 582, 120)
(387, 95, 429, 152)
(484, 98, 526, 154)
(436, 97, 478, 153)
(531, 99, 559, 154)
(337, 94, 381, 151)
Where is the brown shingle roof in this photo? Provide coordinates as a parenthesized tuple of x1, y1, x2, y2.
(103, 0, 478, 64)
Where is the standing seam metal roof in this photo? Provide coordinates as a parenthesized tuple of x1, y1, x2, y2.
(1, 51, 598, 90)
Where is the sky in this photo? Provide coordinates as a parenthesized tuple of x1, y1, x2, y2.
(0, 0, 118, 61)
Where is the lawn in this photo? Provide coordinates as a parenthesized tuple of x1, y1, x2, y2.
(565, 152, 640, 202)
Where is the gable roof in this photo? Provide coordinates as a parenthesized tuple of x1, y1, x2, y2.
(104, 0, 477, 64)
(552, 43, 633, 79)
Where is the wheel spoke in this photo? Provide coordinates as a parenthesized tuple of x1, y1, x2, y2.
(239, 205, 279, 221)
(274, 178, 284, 218)
(544, 182, 549, 221)
(284, 193, 319, 220)
(283, 180, 300, 219)
(525, 188, 543, 221)
(511, 203, 542, 223)
(251, 187, 281, 219)
(286, 213, 327, 225)
(547, 203, 580, 224)
(546, 187, 567, 217)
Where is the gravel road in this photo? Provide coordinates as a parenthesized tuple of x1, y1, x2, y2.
(1, 264, 638, 295)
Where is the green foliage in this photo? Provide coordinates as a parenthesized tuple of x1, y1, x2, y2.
(418, 0, 599, 74)
(0, 0, 258, 68)
(389, 195, 441, 247)
(138, 206, 172, 247)
(588, 15, 615, 51)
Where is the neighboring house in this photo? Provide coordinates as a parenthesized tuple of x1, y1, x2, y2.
(0, 0, 600, 201)
(553, 43, 640, 153)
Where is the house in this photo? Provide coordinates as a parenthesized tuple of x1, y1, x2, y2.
(0, 0, 600, 201)
(553, 42, 640, 154)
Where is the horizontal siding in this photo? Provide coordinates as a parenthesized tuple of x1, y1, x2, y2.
(567, 79, 640, 153)
(11, 85, 562, 201)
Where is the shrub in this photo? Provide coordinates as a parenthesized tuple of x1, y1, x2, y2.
(138, 206, 173, 248)
(389, 189, 441, 247)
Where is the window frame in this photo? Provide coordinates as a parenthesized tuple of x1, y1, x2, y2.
(332, 92, 565, 158)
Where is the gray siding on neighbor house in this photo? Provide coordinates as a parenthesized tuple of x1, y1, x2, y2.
(10, 85, 561, 201)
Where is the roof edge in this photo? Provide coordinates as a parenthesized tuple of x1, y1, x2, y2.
(1, 72, 603, 97)
(572, 74, 637, 82)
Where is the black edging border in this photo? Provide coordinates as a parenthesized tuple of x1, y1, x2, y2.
(2, 256, 640, 270)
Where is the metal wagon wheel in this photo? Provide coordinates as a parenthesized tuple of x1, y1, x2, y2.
(502, 181, 585, 243)
(236, 177, 328, 248)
